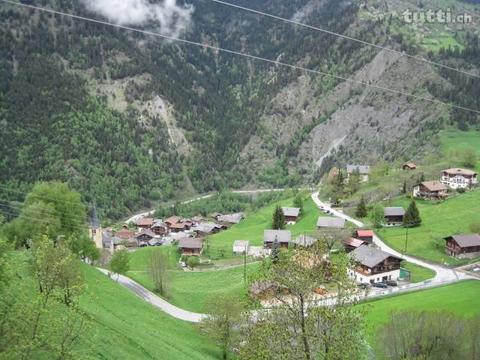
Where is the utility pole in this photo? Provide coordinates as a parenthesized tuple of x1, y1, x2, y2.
(243, 243, 247, 285)
(404, 225, 409, 255)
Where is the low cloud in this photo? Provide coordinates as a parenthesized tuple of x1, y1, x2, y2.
(80, 0, 193, 37)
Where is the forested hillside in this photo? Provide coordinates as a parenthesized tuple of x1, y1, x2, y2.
(0, 0, 479, 219)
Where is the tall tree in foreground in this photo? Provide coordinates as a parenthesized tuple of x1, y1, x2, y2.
(355, 196, 368, 218)
(272, 205, 285, 230)
(404, 199, 421, 227)
(271, 236, 280, 264)
(149, 250, 169, 296)
(240, 243, 367, 360)
(200, 295, 243, 360)
(110, 249, 130, 278)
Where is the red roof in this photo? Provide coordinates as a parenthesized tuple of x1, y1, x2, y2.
(116, 229, 134, 239)
(356, 230, 374, 238)
(136, 217, 154, 227)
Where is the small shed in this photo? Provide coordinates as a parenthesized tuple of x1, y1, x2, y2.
(384, 207, 405, 226)
(355, 229, 374, 243)
(316, 216, 346, 229)
(263, 230, 291, 249)
(281, 207, 301, 223)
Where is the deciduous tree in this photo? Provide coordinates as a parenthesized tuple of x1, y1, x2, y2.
(355, 196, 368, 218)
(148, 250, 169, 296)
(110, 249, 130, 277)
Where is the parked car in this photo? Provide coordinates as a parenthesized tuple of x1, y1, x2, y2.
(357, 283, 370, 289)
(386, 280, 398, 287)
(372, 282, 388, 289)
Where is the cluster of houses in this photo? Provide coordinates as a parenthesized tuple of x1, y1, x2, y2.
(89, 211, 245, 254)
(413, 167, 478, 200)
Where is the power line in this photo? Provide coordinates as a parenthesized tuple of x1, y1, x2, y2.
(203, 0, 480, 80)
(1, 0, 479, 116)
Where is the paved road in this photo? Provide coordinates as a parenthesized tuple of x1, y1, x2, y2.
(311, 192, 470, 285)
(96, 268, 207, 323)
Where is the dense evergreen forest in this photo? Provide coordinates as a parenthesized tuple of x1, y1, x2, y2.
(0, 0, 478, 219)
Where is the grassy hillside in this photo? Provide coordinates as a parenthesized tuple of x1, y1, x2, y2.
(440, 129, 480, 172)
(78, 265, 219, 359)
(364, 280, 480, 341)
(128, 255, 260, 313)
(378, 189, 480, 265)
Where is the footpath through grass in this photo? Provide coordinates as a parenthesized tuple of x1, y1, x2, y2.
(206, 195, 320, 259)
(364, 280, 480, 342)
(378, 189, 480, 265)
(79, 264, 219, 359)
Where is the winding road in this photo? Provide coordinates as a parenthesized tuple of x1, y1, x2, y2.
(97, 190, 474, 323)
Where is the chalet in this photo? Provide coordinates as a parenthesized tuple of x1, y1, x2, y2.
(355, 229, 374, 243)
(346, 165, 370, 183)
(114, 228, 137, 248)
(192, 222, 224, 236)
(165, 216, 181, 227)
(136, 229, 156, 246)
(316, 216, 346, 229)
(342, 237, 367, 253)
(233, 240, 250, 254)
(217, 213, 245, 224)
(292, 234, 317, 248)
(281, 207, 301, 223)
(136, 217, 154, 229)
(384, 207, 405, 226)
(178, 237, 203, 256)
(441, 168, 478, 189)
(151, 220, 168, 236)
(402, 162, 417, 170)
(349, 245, 402, 284)
(444, 234, 480, 259)
(169, 222, 188, 233)
(263, 230, 291, 249)
(413, 181, 448, 200)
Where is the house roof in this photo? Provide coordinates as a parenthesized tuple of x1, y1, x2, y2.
(178, 237, 203, 249)
(192, 222, 222, 234)
(165, 216, 181, 225)
(350, 245, 401, 268)
(136, 217, 154, 227)
(316, 216, 346, 229)
(384, 207, 405, 217)
(151, 220, 167, 228)
(136, 228, 155, 238)
(442, 168, 477, 176)
(217, 213, 245, 224)
(419, 180, 448, 192)
(343, 237, 366, 248)
(263, 230, 291, 244)
(282, 207, 300, 218)
(233, 240, 250, 250)
(346, 165, 370, 174)
(116, 228, 134, 239)
(293, 235, 317, 247)
(445, 234, 480, 248)
(170, 222, 187, 229)
(356, 229, 374, 238)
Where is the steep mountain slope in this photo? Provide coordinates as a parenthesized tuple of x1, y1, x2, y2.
(0, 0, 478, 218)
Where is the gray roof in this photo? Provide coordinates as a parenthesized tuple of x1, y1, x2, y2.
(316, 216, 346, 229)
(384, 207, 405, 217)
(136, 228, 155, 238)
(192, 222, 222, 234)
(445, 234, 480, 248)
(293, 235, 317, 247)
(346, 165, 370, 174)
(350, 245, 401, 268)
(264, 230, 291, 244)
(217, 213, 245, 224)
(282, 207, 300, 218)
(152, 220, 167, 228)
(178, 237, 203, 249)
